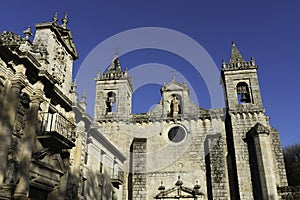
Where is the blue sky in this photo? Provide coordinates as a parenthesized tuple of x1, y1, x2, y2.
(1, 1, 299, 147)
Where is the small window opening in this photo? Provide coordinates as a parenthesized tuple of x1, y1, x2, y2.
(236, 82, 251, 104)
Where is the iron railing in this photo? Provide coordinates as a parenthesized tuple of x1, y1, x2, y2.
(39, 111, 76, 141)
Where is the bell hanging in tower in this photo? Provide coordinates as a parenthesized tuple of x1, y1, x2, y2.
(240, 92, 248, 102)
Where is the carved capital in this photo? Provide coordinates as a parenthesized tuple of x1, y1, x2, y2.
(10, 64, 27, 90)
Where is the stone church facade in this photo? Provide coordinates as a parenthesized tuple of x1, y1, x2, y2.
(0, 15, 298, 200)
(93, 43, 291, 200)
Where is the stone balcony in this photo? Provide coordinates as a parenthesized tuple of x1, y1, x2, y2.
(111, 171, 124, 188)
(38, 111, 76, 151)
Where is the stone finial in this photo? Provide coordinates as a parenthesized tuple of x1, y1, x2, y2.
(61, 12, 68, 29)
(194, 180, 201, 189)
(250, 57, 255, 66)
(52, 12, 58, 24)
(23, 26, 32, 40)
(222, 59, 226, 69)
(193, 180, 203, 195)
(175, 175, 183, 186)
(71, 79, 77, 92)
(97, 70, 101, 80)
(81, 91, 87, 103)
(158, 181, 165, 191)
(170, 69, 176, 82)
(73, 79, 77, 87)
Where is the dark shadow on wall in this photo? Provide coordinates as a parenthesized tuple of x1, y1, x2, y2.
(224, 114, 240, 200)
(244, 135, 263, 200)
(128, 141, 133, 200)
(204, 138, 213, 200)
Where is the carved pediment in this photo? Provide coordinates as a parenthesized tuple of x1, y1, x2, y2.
(155, 185, 204, 199)
(155, 177, 204, 199)
(33, 150, 66, 174)
(161, 80, 189, 92)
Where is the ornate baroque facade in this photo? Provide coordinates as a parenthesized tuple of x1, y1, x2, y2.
(0, 15, 125, 200)
(0, 16, 299, 200)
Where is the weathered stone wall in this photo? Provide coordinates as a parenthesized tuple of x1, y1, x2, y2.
(205, 133, 229, 200)
(227, 111, 268, 199)
(270, 128, 288, 187)
(277, 186, 300, 199)
(98, 113, 227, 200)
(130, 138, 147, 200)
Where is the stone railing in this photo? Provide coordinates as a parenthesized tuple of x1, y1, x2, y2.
(222, 59, 257, 70)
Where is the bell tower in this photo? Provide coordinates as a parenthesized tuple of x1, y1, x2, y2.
(94, 54, 133, 121)
(221, 42, 284, 200)
(222, 42, 263, 113)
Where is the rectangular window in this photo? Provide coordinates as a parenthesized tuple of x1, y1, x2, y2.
(84, 152, 88, 165)
(99, 162, 103, 173)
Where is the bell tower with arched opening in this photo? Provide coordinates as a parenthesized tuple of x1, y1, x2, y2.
(221, 42, 263, 112)
(221, 42, 287, 200)
(94, 54, 133, 121)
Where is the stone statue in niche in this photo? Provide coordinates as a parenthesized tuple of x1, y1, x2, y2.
(3, 146, 19, 185)
(170, 95, 180, 117)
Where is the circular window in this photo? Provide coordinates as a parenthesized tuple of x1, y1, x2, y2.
(168, 126, 186, 143)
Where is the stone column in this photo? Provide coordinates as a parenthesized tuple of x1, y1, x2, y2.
(14, 82, 44, 200)
(0, 64, 26, 186)
(249, 123, 278, 200)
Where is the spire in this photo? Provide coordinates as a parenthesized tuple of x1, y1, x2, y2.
(229, 41, 245, 64)
(107, 52, 122, 72)
(222, 42, 257, 70)
(61, 12, 68, 29)
(52, 12, 58, 25)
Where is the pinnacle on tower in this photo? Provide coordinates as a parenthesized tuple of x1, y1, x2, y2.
(61, 12, 68, 29)
(23, 26, 32, 40)
(107, 52, 122, 72)
(52, 12, 58, 25)
(229, 41, 245, 64)
(222, 42, 256, 70)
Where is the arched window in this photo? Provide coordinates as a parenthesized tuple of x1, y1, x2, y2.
(106, 91, 116, 113)
(236, 82, 251, 104)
